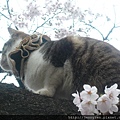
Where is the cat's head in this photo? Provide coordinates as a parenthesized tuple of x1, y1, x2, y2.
(0, 28, 29, 72)
(0, 28, 51, 73)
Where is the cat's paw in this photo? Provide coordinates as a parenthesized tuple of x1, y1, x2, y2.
(34, 88, 54, 97)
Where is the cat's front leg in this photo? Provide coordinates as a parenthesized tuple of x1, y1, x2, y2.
(33, 87, 55, 97)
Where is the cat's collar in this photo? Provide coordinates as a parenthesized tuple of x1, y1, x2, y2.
(8, 34, 44, 82)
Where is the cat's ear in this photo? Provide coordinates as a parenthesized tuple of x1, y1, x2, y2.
(42, 35, 51, 43)
(8, 27, 18, 36)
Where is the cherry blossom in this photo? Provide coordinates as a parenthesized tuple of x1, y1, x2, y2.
(105, 83, 120, 101)
(109, 104, 118, 114)
(80, 99, 98, 115)
(80, 107, 100, 115)
(104, 83, 120, 114)
(80, 109, 94, 115)
(80, 84, 99, 101)
(97, 94, 112, 114)
(73, 83, 120, 115)
(72, 91, 81, 107)
(97, 83, 120, 114)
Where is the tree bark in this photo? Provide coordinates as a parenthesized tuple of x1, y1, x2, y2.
(0, 83, 119, 117)
(0, 83, 78, 115)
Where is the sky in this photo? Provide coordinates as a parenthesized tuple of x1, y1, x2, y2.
(0, 0, 120, 87)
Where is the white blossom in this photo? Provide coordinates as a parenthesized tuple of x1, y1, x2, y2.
(80, 99, 98, 115)
(104, 83, 120, 114)
(105, 83, 120, 97)
(109, 104, 118, 114)
(80, 109, 94, 115)
(80, 84, 99, 101)
(72, 84, 120, 115)
(105, 83, 120, 104)
(72, 91, 81, 107)
(97, 94, 112, 114)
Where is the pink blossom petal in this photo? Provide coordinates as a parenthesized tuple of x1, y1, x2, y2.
(81, 100, 96, 113)
(81, 109, 94, 115)
(105, 83, 118, 94)
(97, 95, 111, 114)
(91, 93, 99, 100)
(111, 105, 118, 112)
(91, 100, 97, 105)
(110, 83, 118, 90)
(91, 86, 97, 93)
(109, 105, 118, 114)
(110, 97, 119, 104)
(80, 91, 88, 100)
(83, 84, 91, 91)
(72, 91, 81, 106)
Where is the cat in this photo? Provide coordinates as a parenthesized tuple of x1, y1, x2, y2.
(0, 27, 120, 99)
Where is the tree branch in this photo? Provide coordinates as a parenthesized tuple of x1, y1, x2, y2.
(0, 12, 10, 20)
(0, 83, 119, 115)
(104, 24, 115, 40)
(103, 6, 120, 40)
(6, 0, 19, 30)
(33, 10, 62, 33)
(0, 83, 80, 115)
(115, 25, 120, 28)
(6, 0, 11, 18)
(81, 21, 105, 40)
(0, 73, 9, 83)
(0, 0, 12, 21)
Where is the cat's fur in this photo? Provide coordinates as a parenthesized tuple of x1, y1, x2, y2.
(1, 28, 120, 99)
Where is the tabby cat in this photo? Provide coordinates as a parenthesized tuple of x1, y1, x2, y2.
(0, 28, 120, 99)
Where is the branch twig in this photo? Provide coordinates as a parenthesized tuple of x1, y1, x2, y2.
(6, 0, 11, 18)
(6, 0, 18, 30)
(0, 12, 10, 20)
(33, 10, 62, 33)
(81, 21, 105, 40)
(104, 24, 115, 40)
(0, 73, 9, 83)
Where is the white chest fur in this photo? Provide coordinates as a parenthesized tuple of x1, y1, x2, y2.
(23, 48, 65, 98)
(24, 49, 48, 91)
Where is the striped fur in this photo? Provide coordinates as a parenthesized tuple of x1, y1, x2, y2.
(40, 36, 120, 94)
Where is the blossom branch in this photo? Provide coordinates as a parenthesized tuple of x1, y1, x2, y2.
(104, 6, 120, 40)
(104, 24, 120, 40)
(104, 24, 115, 40)
(6, 0, 11, 18)
(6, 0, 18, 30)
(81, 21, 105, 40)
(33, 10, 62, 33)
(115, 25, 120, 28)
(0, 12, 10, 20)
(0, 73, 9, 83)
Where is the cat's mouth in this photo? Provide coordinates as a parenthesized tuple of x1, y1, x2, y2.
(8, 34, 42, 79)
